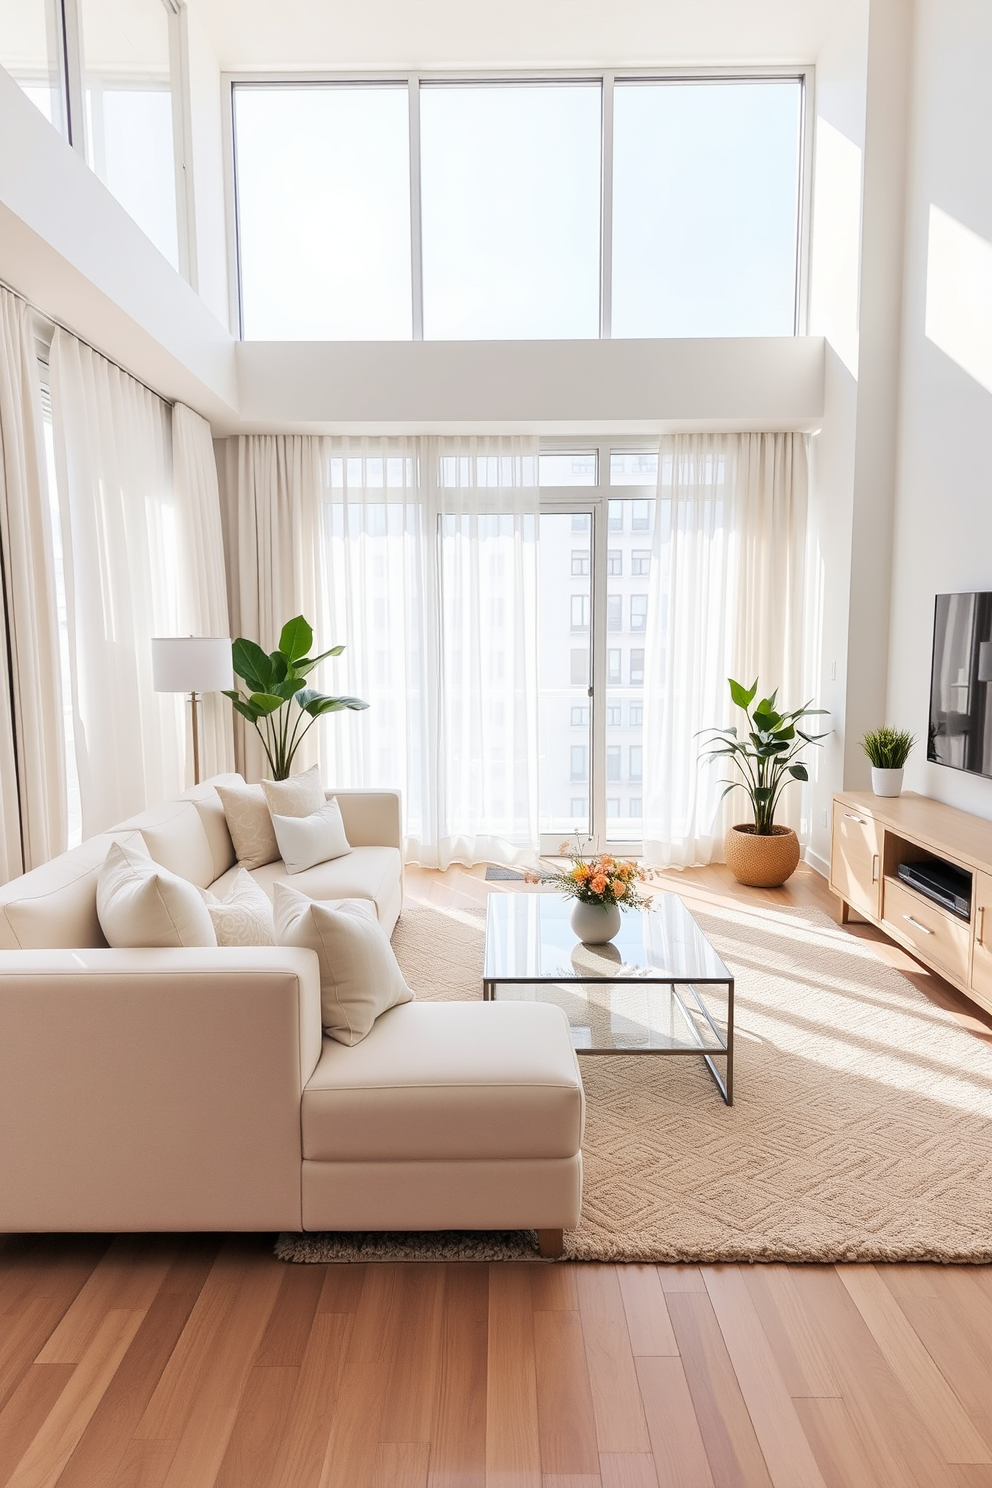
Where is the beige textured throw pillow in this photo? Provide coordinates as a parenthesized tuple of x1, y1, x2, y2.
(273, 884, 413, 1045)
(201, 868, 275, 947)
(97, 840, 217, 949)
(262, 765, 325, 820)
(215, 782, 280, 871)
(270, 799, 352, 875)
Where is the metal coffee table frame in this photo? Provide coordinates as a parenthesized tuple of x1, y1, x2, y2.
(482, 893, 735, 1104)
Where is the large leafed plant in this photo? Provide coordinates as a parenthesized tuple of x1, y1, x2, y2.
(223, 615, 367, 780)
(700, 677, 828, 834)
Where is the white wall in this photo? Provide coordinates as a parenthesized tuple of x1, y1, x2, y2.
(234, 336, 824, 434)
(185, 0, 231, 329)
(886, 0, 992, 821)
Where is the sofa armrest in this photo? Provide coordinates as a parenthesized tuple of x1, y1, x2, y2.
(0, 947, 322, 1232)
(328, 789, 402, 851)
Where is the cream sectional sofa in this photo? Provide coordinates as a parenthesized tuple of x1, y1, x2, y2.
(0, 776, 584, 1256)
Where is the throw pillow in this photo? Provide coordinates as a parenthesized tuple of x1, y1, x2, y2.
(201, 868, 275, 947)
(215, 782, 280, 871)
(97, 840, 217, 948)
(261, 765, 325, 820)
(273, 884, 413, 1045)
(270, 799, 352, 875)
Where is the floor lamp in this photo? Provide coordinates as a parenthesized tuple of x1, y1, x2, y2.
(151, 637, 233, 786)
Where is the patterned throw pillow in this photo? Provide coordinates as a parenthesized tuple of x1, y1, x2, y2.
(261, 765, 325, 820)
(215, 783, 280, 871)
(201, 868, 275, 947)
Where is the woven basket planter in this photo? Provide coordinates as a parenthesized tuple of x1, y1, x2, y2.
(724, 824, 801, 888)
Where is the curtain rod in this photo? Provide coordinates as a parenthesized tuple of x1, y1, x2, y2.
(0, 273, 176, 410)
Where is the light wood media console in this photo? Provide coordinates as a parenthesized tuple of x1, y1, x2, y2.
(830, 790, 992, 1016)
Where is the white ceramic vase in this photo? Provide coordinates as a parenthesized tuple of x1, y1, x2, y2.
(570, 899, 621, 944)
(871, 766, 904, 797)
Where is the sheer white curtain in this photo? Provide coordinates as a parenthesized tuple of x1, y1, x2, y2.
(50, 332, 185, 834)
(172, 404, 236, 779)
(642, 432, 809, 867)
(222, 433, 541, 867)
(0, 289, 66, 876)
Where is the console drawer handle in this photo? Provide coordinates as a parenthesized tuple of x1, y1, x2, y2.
(872, 854, 879, 884)
(844, 813, 867, 823)
(979, 906, 986, 947)
(904, 914, 933, 936)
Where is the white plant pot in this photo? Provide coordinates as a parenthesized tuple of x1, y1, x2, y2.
(570, 900, 622, 944)
(871, 766, 904, 797)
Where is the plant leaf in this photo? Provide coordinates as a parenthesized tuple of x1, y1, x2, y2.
(789, 764, 809, 781)
(248, 692, 285, 717)
(728, 677, 758, 710)
(232, 638, 273, 691)
(279, 615, 313, 663)
(223, 689, 262, 723)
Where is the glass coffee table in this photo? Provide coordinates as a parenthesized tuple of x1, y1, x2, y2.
(483, 893, 735, 1104)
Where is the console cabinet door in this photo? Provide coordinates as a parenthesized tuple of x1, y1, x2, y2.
(972, 871, 992, 1011)
(830, 802, 882, 920)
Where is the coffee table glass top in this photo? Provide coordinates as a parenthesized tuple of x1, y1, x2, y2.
(483, 891, 732, 986)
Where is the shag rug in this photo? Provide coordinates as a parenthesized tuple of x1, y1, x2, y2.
(277, 896, 992, 1264)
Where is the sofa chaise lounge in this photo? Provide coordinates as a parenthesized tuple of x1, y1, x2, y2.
(0, 776, 584, 1257)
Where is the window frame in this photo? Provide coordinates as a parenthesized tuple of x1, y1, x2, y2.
(224, 66, 813, 341)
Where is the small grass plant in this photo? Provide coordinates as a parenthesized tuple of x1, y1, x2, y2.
(860, 726, 916, 770)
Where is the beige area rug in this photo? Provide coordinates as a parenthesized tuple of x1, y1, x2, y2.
(278, 897, 992, 1264)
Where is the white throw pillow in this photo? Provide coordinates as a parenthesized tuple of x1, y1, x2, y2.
(200, 868, 275, 947)
(270, 799, 352, 875)
(273, 884, 413, 1045)
(97, 840, 217, 949)
(215, 782, 280, 871)
(261, 765, 325, 820)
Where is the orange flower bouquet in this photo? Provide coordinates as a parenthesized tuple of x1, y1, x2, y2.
(527, 839, 647, 912)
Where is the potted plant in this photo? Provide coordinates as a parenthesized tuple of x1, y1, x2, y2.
(700, 678, 829, 888)
(223, 615, 368, 780)
(860, 726, 915, 797)
(527, 839, 647, 943)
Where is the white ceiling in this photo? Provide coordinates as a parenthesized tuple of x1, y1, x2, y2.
(189, 0, 844, 73)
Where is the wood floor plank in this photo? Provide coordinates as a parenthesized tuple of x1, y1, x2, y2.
(534, 1310, 601, 1476)
(658, 1268, 706, 1294)
(380, 1265, 445, 1445)
(213, 1364, 300, 1488)
(839, 1265, 991, 1464)
(879, 1290, 992, 1451)
(542, 1476, 602, 1488)
(316, 1263, 366, 1315)
(156, 1259, 283, 1488)
(575, 1267, 652, 1454)
(270, 1311, 353, 1488)
(254, 1262, 326, 1367)
(316, 1358, 391, 1488)
(635, 1355, 713, 1488)
(36, 1239, 174, 1366)
(6, 1309, 145, 1488)
(133, 1256, 242, 1443)
(787, 1266, 955, 1488)
(108, 1439, 178, 1488)
(665, 1290, 774, 1488)
(427, 1264, 488, 1488)
(344, 1263, 405, 1365)
(599, 1454, 660, 1488)
(531, 1261, 579, 1312)
(617, 1268, 678, 1358)
(55, 1247, 216, 1488)
(371, 1442, 430, 1487)
(0, 1366, 75, 1488)
(792, 1397, 886, 1488)
(741, 1266, 841, 1399)
(486, 1264, 542, 1488)
(0, 1300, 79, 1417)
(702, 1267, 827, 1488)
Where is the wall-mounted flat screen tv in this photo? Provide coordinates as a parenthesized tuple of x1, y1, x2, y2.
(929, 591, 992, 778)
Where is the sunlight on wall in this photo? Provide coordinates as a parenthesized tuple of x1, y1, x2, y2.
(809, 119, 863, 378)
(925, 205, 992, 395)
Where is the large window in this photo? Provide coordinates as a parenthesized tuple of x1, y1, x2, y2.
(232, 72, 806, 341)
(234, 84, 412, 339)
(0, 0, 65, 131)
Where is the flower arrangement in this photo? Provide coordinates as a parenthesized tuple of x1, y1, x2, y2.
(527, 840, 647, 910)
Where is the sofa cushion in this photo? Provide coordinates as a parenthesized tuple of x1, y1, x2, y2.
(201, 868, 275, 946)
(0, 830, 146, 950)
(271, 800, 352, 875)
(261, 766, 325, 820)
(274, 886, 412, 1045)
(139, 803, 216, 889)
(215, 782, 280, 870)
(302, 1001, 585, 1162)
(97, 840, 217, 949)
(214, 845, 402, 926)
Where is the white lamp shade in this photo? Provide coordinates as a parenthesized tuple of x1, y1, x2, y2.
(151, 637, 233, 694)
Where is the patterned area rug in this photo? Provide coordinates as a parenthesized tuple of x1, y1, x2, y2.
(278, 897, 992, 1263)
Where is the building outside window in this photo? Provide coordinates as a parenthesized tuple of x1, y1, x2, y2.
(630, 648, 645, 685)
(570, 797, 586, 817)
(629, 701, 643, 727)
(630, 594, 648, 632)
(570, 594, 590, 631)
(629, 745, 643, 781)
(608, 549, 622, 575)
(631, 500, 651, 531)
(570, 705, 588, 726)
(570, 745, 588, 781)
(607, 704, 621, 727)
(607, 594, 622, 631)
(571, 550, 590, 576)
(629, 797, 642, 818)
(632, 550, 650, 576)
(608, 501, 623, 531)
(571, 512, 590, 532)
(607, 798, 621, 819)
(607, 649, 622, 685)
(607, 745, 621, 782)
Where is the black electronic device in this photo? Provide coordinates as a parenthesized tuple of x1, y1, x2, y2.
(896, 858, 972, 920)
(928, 592, 992, 779)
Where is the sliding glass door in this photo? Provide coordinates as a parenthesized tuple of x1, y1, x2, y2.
(537, 446, 657, 855)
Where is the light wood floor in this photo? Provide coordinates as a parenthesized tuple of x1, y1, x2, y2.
(3, 864, 992, 1488)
